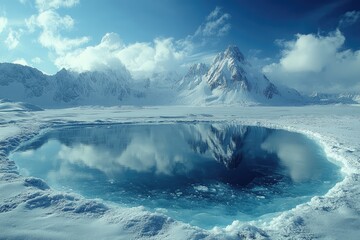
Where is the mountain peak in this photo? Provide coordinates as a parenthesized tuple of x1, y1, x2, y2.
(212, 45, 247, 68)
(224, 45, 245, 62)
(207, 45, 250, 90)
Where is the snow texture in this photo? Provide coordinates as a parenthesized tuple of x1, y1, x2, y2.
(0, 103, 359, 239)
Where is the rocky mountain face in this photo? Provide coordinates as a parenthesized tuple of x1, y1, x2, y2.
(0, 63, 49, 99)
(206, 45, 250, 91)
(52, 69, 131, 104)
(177, 46, 302, 105)
(0, 63, 132, 107)
(0, 45, 305, 107)
(178, 63, 209, 90)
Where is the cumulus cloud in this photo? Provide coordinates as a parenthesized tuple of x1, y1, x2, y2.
(26, 9, 89, 54)
(0, 17, 7, 34)
(55, 32, 125, 72)
(5, 29, 21, 49)
(195, 7, 231, 37)
(117, 38, 188, 77)
(263, 30, 360, 94)
(339, 10, 360, 27)
(16, 4, 229, 78)
(56, 32, 189, 78)
(278, 30, 344, 73)
(36, 10, 75, 31)
(55, 6, 231, 78)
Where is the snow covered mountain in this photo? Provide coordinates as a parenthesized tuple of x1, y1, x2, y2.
(52, 68, 131, 105)
(0, 63, 132, 107)
(0, 63, 50, 100)
(177, 63, 209, 90)
(0, 46, 310, 107)
(177, 46, 303, 105)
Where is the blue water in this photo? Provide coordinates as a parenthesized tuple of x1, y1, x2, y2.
(10, 123, 341, 228)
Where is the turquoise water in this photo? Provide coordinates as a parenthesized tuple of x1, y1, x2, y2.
(10, 123, 341, 228)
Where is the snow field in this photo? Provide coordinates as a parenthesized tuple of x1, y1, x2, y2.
(0, 104, 359, 239)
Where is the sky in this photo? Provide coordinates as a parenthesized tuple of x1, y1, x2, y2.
(0, 0, 359, 93)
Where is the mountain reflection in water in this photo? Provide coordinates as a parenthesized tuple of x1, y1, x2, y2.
(11, 123, 340, 228)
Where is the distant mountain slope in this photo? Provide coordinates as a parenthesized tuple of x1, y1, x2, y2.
(310, 93, 360, 104)
(0, 63, 50, 99)
(0, 63, 132, 107)
(177, 46, 304, 105)
(52, 68, 131, 105)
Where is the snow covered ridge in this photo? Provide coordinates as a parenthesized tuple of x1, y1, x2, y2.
(0, 46, 306, 107)
(0, 63, 131, 108)
(0, 105, 360, 239)
(177, 46, 304, 105)
(310, 92, 360, 104)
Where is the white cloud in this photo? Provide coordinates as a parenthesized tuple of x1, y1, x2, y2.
(13, 58, 29, 66)
(0, 17, 7, 34)
(51, 6, 229, 78)
(36, 10, 75, 31)
(263, 30, 360, 94)
(117, 38, 188, 77)
(5, 29, 21, 49)
(206, 6, 222, 21)
(195, 7, 231, 37)
(25, 15, 37, 33)
(339, 11, 360, 27)
(55, 32, 190, 79)
(35, 0, 80, 12)
(25, 1, 192, 77)
(39, 30, 89, 54)
(55, 32, 125, 72)
(279, 30, 344, 72)
(20, 5, 227, 78)
(26, 10, 89, 54)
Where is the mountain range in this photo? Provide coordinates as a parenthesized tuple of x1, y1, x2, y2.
(1, 45, 352, 108)
(0, 62, 131, 107)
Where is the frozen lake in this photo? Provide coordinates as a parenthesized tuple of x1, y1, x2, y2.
(10, 123, 341, 229)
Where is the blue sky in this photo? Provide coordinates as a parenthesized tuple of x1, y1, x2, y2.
(0, 0, 359, 93)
